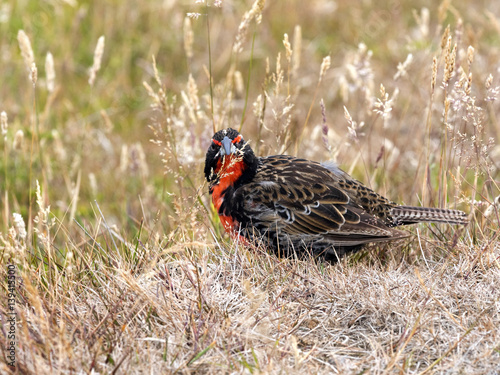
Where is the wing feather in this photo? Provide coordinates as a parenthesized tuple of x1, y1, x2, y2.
(233, 155, 401, 246)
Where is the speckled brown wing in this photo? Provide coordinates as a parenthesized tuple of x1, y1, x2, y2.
(231, 155, 407, 248)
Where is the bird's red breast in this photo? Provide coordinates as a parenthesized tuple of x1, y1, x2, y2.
(210, 154, 246, 232)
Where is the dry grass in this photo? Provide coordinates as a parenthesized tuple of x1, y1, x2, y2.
(1, 0, 500, 373)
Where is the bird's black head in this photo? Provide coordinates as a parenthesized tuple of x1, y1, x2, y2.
(204, 128, 258, 185)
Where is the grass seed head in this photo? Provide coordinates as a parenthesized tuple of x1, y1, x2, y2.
(467, 45, 474, 68)
(233, 0, 266, 53)
(12, 213, 27, 240)
(292, 25, 301, 74)
(187, 12, 201, 20)
(442, 39, 457, 88)
(89, 35, 105, 86)
(30, 62, 37, 86)
(283, 33, 292, 63)
(394, 53, 413, 80)
(13, 129, 24, 150)
(1, 111, 7, 137)
(485, 74, 493, 89)
(417, 7, 429, 38)
(234, 70, 244, 95)
(431, 56, 438, 93)
(183, 17, 194, 59)
(319, 55, 331, 82)
(45, 52, 55, 92)
(441, 25, 451, 50)
(17, 30, 34, 72)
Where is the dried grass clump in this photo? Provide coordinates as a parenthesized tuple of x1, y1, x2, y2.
(1, 218, 498, 373)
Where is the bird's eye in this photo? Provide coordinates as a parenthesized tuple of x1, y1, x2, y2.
(210, 139, 221, 152)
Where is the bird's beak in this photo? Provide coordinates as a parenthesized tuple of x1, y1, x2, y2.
(221, 136, 233, 156)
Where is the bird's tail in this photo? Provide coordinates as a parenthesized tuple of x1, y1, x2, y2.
(390, 206, 468, 226)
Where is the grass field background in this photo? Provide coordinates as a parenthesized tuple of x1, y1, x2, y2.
(1, 0, 500, 373)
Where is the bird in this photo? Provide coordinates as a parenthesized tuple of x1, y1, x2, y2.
(204, 128, 468, 261)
